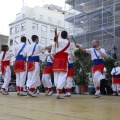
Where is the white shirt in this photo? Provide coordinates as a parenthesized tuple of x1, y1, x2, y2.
(47, 56, 53, 63)
(51, 38, 74, 55)
(100, 67, 107, 79)
(14, 42, 28, 57)
(27, 43, 45, 57)
(111, 66, 120, 75)
(86, 48, 106, 60)
(0, 51, 14, 65)
(44, 51, 53, 63)
(68, 54, 74, 64)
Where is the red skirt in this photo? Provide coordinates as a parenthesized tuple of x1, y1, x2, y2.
(28, 62, 35, 71)
(43, 66, 52, 74)
(67, 68, 74, 77)
(92, 64, 104, 74)
(14, 60, 26, 73)
(1, 61, 10, 75)
(52, 52, 68, 72)
(112, 77, 120, 84)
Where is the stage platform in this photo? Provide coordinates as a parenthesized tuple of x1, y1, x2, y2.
(0, 93, 119, 120)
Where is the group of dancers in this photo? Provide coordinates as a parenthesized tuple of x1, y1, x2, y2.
(0, 29, 119, 98)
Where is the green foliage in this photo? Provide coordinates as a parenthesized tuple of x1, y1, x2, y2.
(104, 58, 116, 84)
(10, 66, 16, 81)
(74, 49, 92, 85)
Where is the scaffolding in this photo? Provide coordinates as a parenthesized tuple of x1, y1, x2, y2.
(65, 0, 120, 61)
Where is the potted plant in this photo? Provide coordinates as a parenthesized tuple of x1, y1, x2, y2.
(74, 49, 92, 94)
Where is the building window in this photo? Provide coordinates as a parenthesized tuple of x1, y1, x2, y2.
(10, 27, 14, 34)
(10, 39, 13, 46)
(58, 20, 61, 25)
(41, 26, 47, 32)
(50, 39, 54, 45)
(32, 23, 38, 30)
(15, 36, 19, 44)
(50, 28, 55, 38)
(21, 22, 26, 31)
(40, 15, 43, 21)
(41, 38, 47, 45)
(50, 28, 55, 33)
(15, 25, 20, 33)
(48, 17, 52, 22)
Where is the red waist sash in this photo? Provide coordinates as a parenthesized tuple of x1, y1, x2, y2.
(1, 60, 10, 75)
(14, 60, 26, 73)
(43, 66, 52, 74)
(28, 62, 35, 72)
(92, 64, 104, 74)
(52, 52, 68, 72)
(112, 75, 120, 84)
(67, 68, 74, 77)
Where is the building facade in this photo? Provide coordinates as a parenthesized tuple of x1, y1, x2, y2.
(0, 34, 8, 51)
(65, 0, 120, 61)
(9, 4, 64, 51)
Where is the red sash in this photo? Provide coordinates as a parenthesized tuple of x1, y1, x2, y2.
(1, 52, 10, 75)
(28, 62, 35, 71)
(92, 64, 104, 74)
(52, 41, 70, 72)
(67, 68, 74, 77)
(112, 77, 120, 84)
(1, 61, 10, 75)
(43, 66, 52, 74)
(14, 60, 26, 72)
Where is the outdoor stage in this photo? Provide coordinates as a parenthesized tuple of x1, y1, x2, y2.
(0, 93, 119, 120)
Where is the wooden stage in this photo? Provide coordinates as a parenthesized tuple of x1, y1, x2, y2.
(0, 93, 119, 120)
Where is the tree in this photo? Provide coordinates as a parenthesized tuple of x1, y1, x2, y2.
(104, 58, 116, 84)
(74, 49, 92, 85)
(10, 66, 16, 81)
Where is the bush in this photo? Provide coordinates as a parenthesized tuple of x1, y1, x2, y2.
(74, 49, 92, 85)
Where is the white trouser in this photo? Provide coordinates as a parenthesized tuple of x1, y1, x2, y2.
(26, 62, 40, 88)
(45, 74, 52, 88)
(112, 84, 120, 92)
(2, 66, 11, 90)
(54, 71, 67, 90)
(42, 74, 46, 87)
(16, 63, 27, 88)
(42, 74, 52, 88)
(64, 77, 73, 89)
(92, 71, 101, 90)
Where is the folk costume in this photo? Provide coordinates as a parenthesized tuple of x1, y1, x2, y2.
(14, 43, 27, 96)
(51, 38, 74, 99)
(42, 53, 53, 96)
(64, 54, 74, 97)
(0, 50, 13, 95)
(86, 48, 106, 97)
(26, 43, 44, 97)
(111, 66, 120, 95)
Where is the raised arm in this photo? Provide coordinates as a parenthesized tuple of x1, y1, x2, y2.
(76, 44, 86, 53)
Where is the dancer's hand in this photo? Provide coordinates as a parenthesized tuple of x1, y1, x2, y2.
(76, 44, 80, 48)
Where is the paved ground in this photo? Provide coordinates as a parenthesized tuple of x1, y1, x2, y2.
(0, 93, 119, 120)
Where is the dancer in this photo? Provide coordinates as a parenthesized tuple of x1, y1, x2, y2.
(26, 35, 51, 97)
(14, 36, 28, 96)
(111, 62, 120, 96)
(0, 45, 14, 95)
(76, 40, 106, 98)
(52, 31, 74, 99)
(42, 51, 53, 96)
(64, 52, 76, 97)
